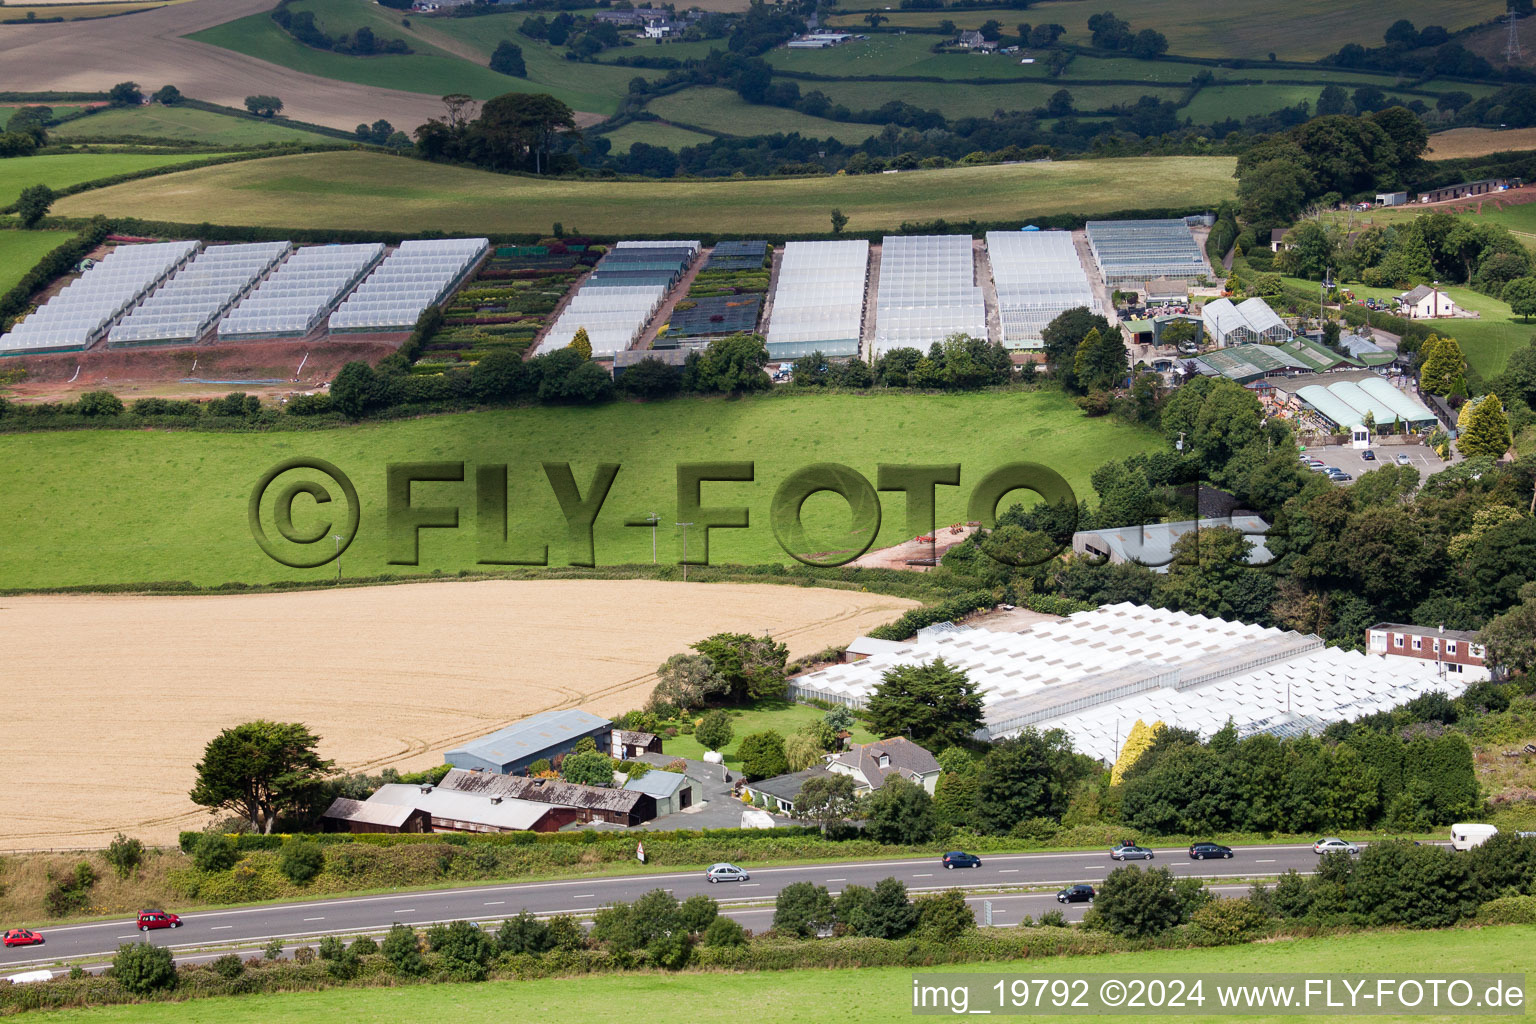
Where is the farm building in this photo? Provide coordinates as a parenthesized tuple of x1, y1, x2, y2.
(612, 729, 663, 759)
(873, 234, 987, 356)
(1417, 178, 1514, 203)
(217, 243, 384, 341)
(703, 240, 769, 272)
(787, 603, 1473, 763)
(622, 769, 698, 815)
(825, 737, 940, 794)
(1085, 219, 1210, 290)
(438, 767, 656, 825)
(445, 709, 613, 775)
(788, 32, 853, 47)
(108, 242, 290, 348)
(1292, 377, 1437, 432)
(1071, 516, 1273, 571)
(1376, 191, 1407, 206)
(957, 29, 997, 50)
(658, 294, 762, 343)
(766, 240, 868, 359)
(1191, 345, 1310, 383)
(1269, 229, 1290, 253)
(986, 230, 1099, 349)
(322, 783, 580, 834)
(1399, 284, 1460, 319)
(1201, 297, 1293, 348)
(1335, 332, 1394, 367)
(612, 347, 689, 379)
(742, 768, 827, 814)
(1366, 624, 1488, 677)
(1143, 277, 1189, 303)
(843, 636, 906, 662)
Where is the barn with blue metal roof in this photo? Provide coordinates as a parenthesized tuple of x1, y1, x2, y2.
(446, 709, 613, 775)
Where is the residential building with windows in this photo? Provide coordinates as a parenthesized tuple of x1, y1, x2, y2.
(1366, 624, 1489, 678)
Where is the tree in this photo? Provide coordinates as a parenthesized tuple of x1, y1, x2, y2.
(561, 749, 616, 786)
(75, 389, 123, 417)
(1505, 277, 1536, 322)
(1418, 335, 1468, 396)
(975, 729, 1088, 833)
(830, 208, 849, 234)
(916, 889, 976, 940)
(1316, 83, 1353, 117)
(841, 876, 919, 937)
(773, 881, 834, 937)
(865, 658, 985, 751)
(617, 357, 680, 398)
(648, 652, 726, 713)
(785, 730, 826, 771)
(568, 326, 593, 360)
(1458, 394, 1512, 459)
(472, 91, 577, 174)
(688, 333, 771, 393)
(151, 85, 182, 105)
(244, 95, 283, 117)
(490, 40, 527, 76)
(496, 911, 554, 954)
(108, 81, 143, 106)
(1368, 106, 1428, 166)
(112, 942, 176, 994)
(737, 731, 788, 781)
(192, 833, 238, 872)
(795, 772, 857, 830)
(16, 184, 53, 229)
(1072, 327, 1128, 393)
(824, 705, 855, 735)
(703, 916, 748, 946)
(189, 721, 335, 834)
(691, 632, 789, 701)
(381, 923, 427, 976)
(278, 837, 324, 883)
(695, 709, 733, 751)
(1093, 865, 1183, 938)
(864, 775, 936, 844)
(105, 833, 145, 880)
(1237, 158, 1309, 229)
(1156, 526, 1274, 622)
(1041, 306, 1112, 391)
(1130, 28, 1167, 59)
(427, 919, 496, 979)
(1479, 582, 1536, 675)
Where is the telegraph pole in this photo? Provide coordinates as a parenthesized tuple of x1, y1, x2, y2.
(643, 512, 660, 564)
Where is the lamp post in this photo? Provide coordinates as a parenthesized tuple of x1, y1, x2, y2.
(333, 534, 343, 583)
(643, 512, 660, 565)
(676, 522, 694, 582)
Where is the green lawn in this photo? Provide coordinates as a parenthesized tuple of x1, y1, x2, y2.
(827, 0, 1494, 61)
(808, 80, 1183, 119)
(659, 699, 879, 766)
(0, 390, 1162, 588)
(767, 34, 1053, 81)
(646, 87, 878, 144)
(53, 150, 1238, 235)
(0, 228, 75, 295)
(1182, 83, 1421, 123)
(0, 151, 236, 206)
(49, 106, 335, 146)
(601, 121, 716, 154)
(27, 926, 1535, 1024)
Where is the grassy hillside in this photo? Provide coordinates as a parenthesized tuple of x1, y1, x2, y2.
(28, 926, 1536, 1023)
(645, 88, 879, 144)
(826, 0, 1495, 61)
(0, 151, 236, 206)
(602, 121, 716, 154)
(50, 106, 336, 146)
(1427, 127, 1536, 160)
(0, 390, 1161, 588)
(51, 150, 1238, 234)
(0, 229, 76, 295)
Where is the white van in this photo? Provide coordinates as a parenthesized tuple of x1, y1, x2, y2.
(1450, 823, 1499, 850)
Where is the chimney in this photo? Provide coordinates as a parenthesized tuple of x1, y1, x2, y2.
(420, 784, 434, 794)
(490, 795, 502, 804)
(1439, 624, 1445, 634)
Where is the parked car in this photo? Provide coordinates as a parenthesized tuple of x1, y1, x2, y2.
(3, 929, 44, 948)
(1362, 449, 1376, 461)
(1313, 838, 1360, 855)
(1396, 453, 1413, 466)
(943, 851, 982, 869)
(137, 911, 182, 931)
(1189, 842, 1234, 860)
(1111, 845, 1155, 861)
(705, 863, 749, 883)
(1328, 470, 1353, 482)
(1057, 884, 1095, 904)
(1306, 458, 1326, 468)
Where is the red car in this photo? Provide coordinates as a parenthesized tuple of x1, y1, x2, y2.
(137, 911, 182, 931)
(3, 928, 44, 948)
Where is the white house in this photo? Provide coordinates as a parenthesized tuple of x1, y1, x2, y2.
(1400, 284, 1459, 319)
(825, 736, 941, 795)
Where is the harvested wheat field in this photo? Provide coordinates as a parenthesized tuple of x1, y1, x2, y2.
(0, 579, 916, 850)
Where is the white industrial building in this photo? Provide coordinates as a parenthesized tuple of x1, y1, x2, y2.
(789, 603, 1472, 763)
(1201, 296, 1293, 348)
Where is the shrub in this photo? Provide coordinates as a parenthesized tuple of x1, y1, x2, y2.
(427, 920, 495, 979)
(1038, 909, 1067, 927)
(44, 861, 97, 917)
(679, 894, 720, 934)
(774, 881, 835, 938)
(293, 945, 316, 965)
(1188, 898, 1270, 944)
(646, 931, 692, 970)
(496, 911, 553, 955)
(76, 390, 124, 417)
(264, 938, 284, 961)
(349, 935, 379, 956)
(695, 709, 733, 751)
(916, 889, 976, 941)
(738, 731, 789, 781)
(1092, 866, 1183, 939)
(111, 942, 176, 994)
(210, 953, 244, 979)
(1477, 895, 1536, 924)
(703, 916, 748, 947)
(381, 923, 426, 976)
(193, 834, 239, 873)
(546, 914, 586, 951)
(317, 935, 346, 960)
(279, 838, 325, 884)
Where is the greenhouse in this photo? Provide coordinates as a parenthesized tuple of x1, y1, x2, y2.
(107, 242, 291, 348)
(764, 239, 868, 359)
(703, 240, 769, 272)
(218, 243, 385, 341)
(1085, 219, 1209, 289)
(536, 241, 699, 356)
(660, 294, 762, 342)
(872, 234, 986, 356)
(329, 237, 489, 333)
(0, 240, 198, 356)
(985, 230, 1099, 349)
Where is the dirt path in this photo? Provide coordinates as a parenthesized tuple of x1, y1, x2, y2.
(0, 579, 916, 849)
(0, 0, 480, 130)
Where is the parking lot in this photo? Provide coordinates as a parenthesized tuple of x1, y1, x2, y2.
(1297, 442, 1459, 484)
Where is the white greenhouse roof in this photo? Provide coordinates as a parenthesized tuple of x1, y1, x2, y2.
(986, 230, 1099, 350)
(536, 240, 698, 357)
(218, 243, 385, 340)
(872, 234, 986, 355)
(330, 237, 488, 332)
(109, 241, 291, 346)
(787, 602, 1475, 762)
(766, 239, 868, 358)
(1085, 219, 1209, 288)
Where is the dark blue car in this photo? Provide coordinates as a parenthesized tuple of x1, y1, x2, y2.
(942, 851, 981, 869)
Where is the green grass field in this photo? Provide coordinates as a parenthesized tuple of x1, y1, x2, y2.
(0, 390, 1161, 588)
(0, 151, 236, 206)
(806, 80, 1182, 119)
(27, 926, 1534, 1024)
(766, 34, 1054, 81)
(646, 87, 878, 144)
(658, 699, 879, 766)
(0, 228, 76, 295)
(602, 121, 717, 154)
(1181, 83, 1421, 123)
(49, 106, 336, 146)
(827, 0, 1494, 60)
(53, 150, 1236, 233)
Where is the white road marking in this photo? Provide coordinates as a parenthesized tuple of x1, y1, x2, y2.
(483, 902, 504, 906)
(1256, 859, 1276, 863)
(913, 873, 933, 877)
(303, 917, 324, 922)
(739, 883, 760, 888)
(572, 894, 595, 899)
(827, 878, 846, 882)
(210, 926, 232, 931)
(998, 869, 1019, 874)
